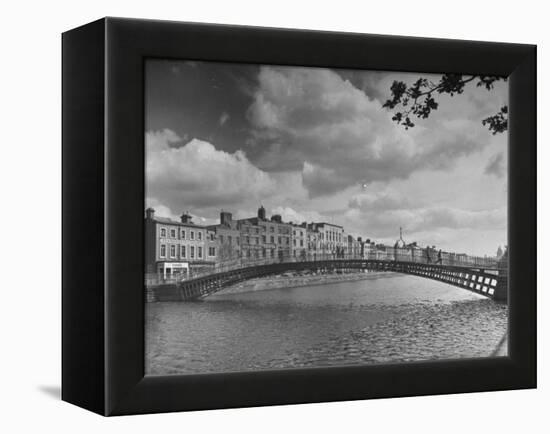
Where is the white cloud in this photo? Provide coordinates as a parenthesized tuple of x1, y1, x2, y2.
(146, 129, 276, 212)
(247, 66, 500, 197)
(349, 188, 412, 211)
(145, 198, 179, 221)
(270, 206, 325, 225)
(343, 202, 506, 239)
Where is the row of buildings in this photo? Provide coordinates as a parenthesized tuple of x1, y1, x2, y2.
(145, 206, 368, 280)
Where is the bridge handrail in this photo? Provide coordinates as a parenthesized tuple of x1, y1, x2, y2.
(146, 248, 499, 286)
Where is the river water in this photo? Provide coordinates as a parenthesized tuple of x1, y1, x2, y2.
(145, 274, 508, 375)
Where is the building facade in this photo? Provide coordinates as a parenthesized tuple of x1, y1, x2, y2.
(308, 222, 345, 257)
(145, 208, 213, 281)
(207, 211, 241, 263)
(291, 223, 307, 259)
(145, 205, 377, 281)
(237, 206, 293, 260)
(346, 234, 363, 258)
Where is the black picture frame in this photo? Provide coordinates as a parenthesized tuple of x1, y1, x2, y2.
(62, 17, 536, 416)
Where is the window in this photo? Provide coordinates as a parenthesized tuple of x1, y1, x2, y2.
(278, 236, 281, 244)
(255, 238, 259, 245)
(198, 247, 203, 258)
(170, 229, 176, 238)
(181, 245, 186, 258)
(181, 229, 186, 239)
(160, 228, 167, 237)
(270, 227, 274, 233)
(228, 236, 232, 244)
(190, 246, 195, 259)
(270, 236, 274, 243)
(208, 247, 216, 256)
(300, 240, 304, 247)
(210, 232, 214, 241)
(170, 245, 176, 257)
(190, 231, 195, 240)
(198, 232, 202, 240)
(262, 235, 266, 243)
(160, 244, 166, 257)
(293, 240, 296, 246)
(219, 235, 224, 244)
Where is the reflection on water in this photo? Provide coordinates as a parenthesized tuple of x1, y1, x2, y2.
(145, 274, 508, 375)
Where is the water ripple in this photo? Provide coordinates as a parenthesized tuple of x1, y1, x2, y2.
(146, 275, 507, 375)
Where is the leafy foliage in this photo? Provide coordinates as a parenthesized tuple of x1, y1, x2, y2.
(383, 74, 507, 134)
(482, 106, 508, 135)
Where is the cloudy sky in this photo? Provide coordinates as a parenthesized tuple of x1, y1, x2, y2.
(145, 59, 507, 256)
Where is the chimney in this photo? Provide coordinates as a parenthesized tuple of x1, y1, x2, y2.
(257, 205, 266, 220)
(271, 214, 282, 223)
(180, 212, 193, 224)
(145, 208, 155, 220)
(220, 211, 233, 226)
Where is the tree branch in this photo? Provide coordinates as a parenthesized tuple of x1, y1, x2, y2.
(383, 74, 507, 133)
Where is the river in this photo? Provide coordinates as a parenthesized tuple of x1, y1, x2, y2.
(145, 274, 508, 375)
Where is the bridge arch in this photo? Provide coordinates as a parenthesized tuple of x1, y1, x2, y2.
(165, 258, 507, 302)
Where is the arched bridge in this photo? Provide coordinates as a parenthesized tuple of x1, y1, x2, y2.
(148, 251, 507, 302)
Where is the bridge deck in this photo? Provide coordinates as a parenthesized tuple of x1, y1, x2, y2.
(147, 257, 507, 303)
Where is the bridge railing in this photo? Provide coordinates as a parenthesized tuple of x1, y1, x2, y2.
(146, 249, 498, 285)
(388, 248, 498, 268)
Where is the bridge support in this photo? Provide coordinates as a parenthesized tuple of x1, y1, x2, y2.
(493, 278, 508, 302)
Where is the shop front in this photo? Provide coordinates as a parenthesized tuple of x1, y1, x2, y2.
(157, 261, 189, 281)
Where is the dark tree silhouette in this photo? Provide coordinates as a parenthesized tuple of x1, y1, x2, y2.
(383, 74, 507, 134)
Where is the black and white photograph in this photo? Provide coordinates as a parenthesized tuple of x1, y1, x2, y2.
(1, 0, 542, 429)
(144, 59, 509, 376)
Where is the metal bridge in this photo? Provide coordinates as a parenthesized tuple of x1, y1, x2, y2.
(147, 249, 507, 303)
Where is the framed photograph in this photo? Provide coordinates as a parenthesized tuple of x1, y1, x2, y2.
(62, 17, 536, 416)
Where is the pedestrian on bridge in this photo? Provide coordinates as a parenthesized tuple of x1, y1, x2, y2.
(425, 246, 432, 264)
(436, 249, 443, 264)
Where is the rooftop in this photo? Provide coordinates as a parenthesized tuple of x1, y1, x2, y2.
(152, 216, 205, 229)
(309, 222, 344, 229)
